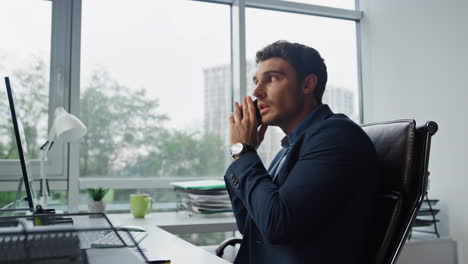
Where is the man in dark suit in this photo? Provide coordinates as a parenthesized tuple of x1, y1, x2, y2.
(225, 41, 381, 263)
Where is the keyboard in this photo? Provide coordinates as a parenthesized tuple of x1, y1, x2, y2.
(91, 230, 148, 248)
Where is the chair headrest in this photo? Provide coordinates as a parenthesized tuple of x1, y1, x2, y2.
(361, 120, 416, 198)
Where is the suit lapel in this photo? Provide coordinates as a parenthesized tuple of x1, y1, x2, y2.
(267, 148, 286, 173)
(268, 105, 333, 186)
(272, 104, 335, 186)
(273, 141, 300, 185)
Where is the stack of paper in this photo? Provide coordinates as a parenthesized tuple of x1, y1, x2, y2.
(170, 180, 232, 214)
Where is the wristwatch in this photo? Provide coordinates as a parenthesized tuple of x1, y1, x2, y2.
(230, 143, 256, 159)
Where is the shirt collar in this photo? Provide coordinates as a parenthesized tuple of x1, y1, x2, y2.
(281, 104, 333, 148)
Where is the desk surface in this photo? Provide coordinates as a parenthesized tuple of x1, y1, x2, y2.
(87, 212, 234, 264)
(80, 213, 232, 264)
(107, 212, 237, 234)
(137, 226, 230, 263)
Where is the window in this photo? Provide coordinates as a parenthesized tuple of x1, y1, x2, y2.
(0, 0, 51, 161)
(0, 0, 52, 208)
(245, 8, 360, 166)
(78, 188, 174, 212)
(79, 0, 231, 209)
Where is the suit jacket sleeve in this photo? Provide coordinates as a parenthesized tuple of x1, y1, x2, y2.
(225, 145, 289, 235)
(225, 178, 249, 234)
(224, 120, 376, 244)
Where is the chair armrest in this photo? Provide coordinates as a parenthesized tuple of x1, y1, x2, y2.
(215, 237, 243, 257)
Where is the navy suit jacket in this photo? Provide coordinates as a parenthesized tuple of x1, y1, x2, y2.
(224, 105, 381, 264)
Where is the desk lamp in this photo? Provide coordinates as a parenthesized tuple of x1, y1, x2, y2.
(39, 107, 87, 207)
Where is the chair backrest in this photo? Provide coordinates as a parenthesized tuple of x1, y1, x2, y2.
(361, 120, 438, 264)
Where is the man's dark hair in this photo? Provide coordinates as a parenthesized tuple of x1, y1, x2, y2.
(255, 40, 328, 104)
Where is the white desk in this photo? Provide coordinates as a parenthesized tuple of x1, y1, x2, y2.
(106, 212, 237, 234)
(136, 225, 230, 263)
(85, 213, 233, 264)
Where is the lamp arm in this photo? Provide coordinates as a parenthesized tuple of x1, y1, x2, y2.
(40, 140, 49, 151)
(42, 124, 57, 151)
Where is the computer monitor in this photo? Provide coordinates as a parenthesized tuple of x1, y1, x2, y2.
(4, 76, 36, 212)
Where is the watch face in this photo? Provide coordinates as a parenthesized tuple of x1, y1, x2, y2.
(230, 143, 244, 156)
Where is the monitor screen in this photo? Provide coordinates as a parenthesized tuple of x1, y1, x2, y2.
(4, 76, 35, 211)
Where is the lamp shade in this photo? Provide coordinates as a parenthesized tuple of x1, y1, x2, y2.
(48, 107, 87, 143)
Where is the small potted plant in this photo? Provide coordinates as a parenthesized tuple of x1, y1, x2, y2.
(87, 188, 109, 215)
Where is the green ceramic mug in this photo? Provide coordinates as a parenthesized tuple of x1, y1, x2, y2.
(130, 194, 152, 218)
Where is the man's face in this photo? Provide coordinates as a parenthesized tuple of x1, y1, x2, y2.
(253, 57, 304, 128)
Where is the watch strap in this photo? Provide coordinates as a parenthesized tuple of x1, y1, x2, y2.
(232, 143, 256, 159)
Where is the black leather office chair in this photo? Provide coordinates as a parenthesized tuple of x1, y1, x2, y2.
(216, 119, 438, 264)
(362, 120, 438, 263)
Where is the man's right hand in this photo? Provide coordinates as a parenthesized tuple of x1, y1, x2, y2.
(230, 97, 268, 149)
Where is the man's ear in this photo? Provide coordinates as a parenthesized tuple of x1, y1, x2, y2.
(302, 74, 317, 95)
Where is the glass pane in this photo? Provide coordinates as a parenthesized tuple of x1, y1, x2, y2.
(246, 9, 359, 166)
(0, 0, 51, 160)
(0, 191, 24, 209)
(0, 189, 67, 213)
(78, 188, 176, 212)
(48, 190, 68, 211)
(80, 0, 231, 178)
(285, 0, 355, 10)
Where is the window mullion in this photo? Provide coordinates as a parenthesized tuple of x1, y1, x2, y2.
(67, 0, 82, 213)
(231, 0, 247, 104)
(47, 0, 73, 182)
(355, 0, 364, 124)
(49, 0, 79, 212)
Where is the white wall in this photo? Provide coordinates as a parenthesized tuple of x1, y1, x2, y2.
(359, 0, 468, 262)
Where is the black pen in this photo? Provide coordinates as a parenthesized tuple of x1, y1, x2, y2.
(149, 260, 171, 264)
